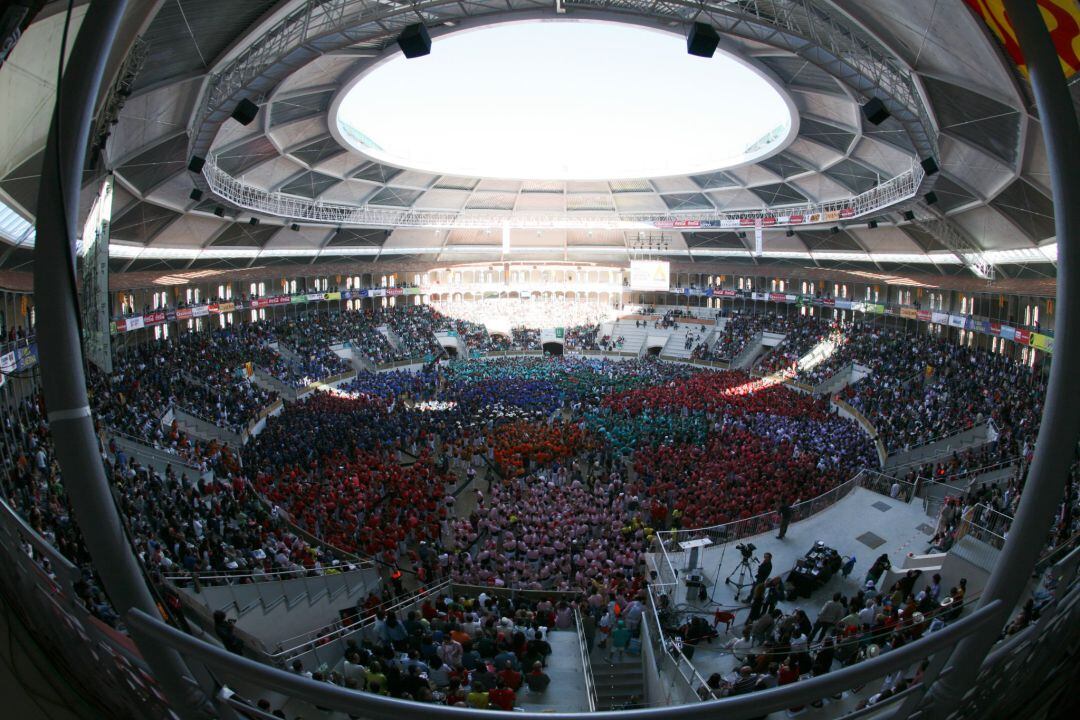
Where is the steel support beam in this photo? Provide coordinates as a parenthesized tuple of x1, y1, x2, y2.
(31, 1, 210, 716)
(925, 0, 1080, 716)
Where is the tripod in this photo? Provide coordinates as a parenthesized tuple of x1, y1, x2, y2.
(724, 552, 759, 602)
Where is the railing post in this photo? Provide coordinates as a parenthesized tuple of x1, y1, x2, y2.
(926, 1, 1080, 717)
(32, 1, 211, 715)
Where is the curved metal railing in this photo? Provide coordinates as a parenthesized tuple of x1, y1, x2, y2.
(203, 152, 924, 230)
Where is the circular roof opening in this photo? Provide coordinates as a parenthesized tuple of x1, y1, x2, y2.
(333, 21, 795, 181)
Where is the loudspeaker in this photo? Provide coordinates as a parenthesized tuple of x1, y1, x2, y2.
(903, 210, 916, 221)
(290, 223, 300, 231)
(249, 217, 259, 226)
(213, 206, 225, 217)
(189, 188, 203, 201)
(921, 157, 939, 175)
(397, 23, 431, 59)
(862, 97, 890, 125)
(786, 229, 795, 237)
(188, 156, 205, 173)
(687, 22, 720, 58)
(925, 191, 938, 205)
(868, 220, 878, 229)
(830, 226, 841, 234)
(231, 98, 259, 126)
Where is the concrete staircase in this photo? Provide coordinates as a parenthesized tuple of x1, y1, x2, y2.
(176, 566, 380, 651)
(949, 533, 1001, 573)
(377, 324, 403, 352)
(270, 341, 301, 364)
(661, 326, 713, 361)
(731, 332, 765, 369)
(590, 654, 645, 710)
(812, 362, 872, 397)
(608, 320, 649, 355)
(885, 424, 994, 470)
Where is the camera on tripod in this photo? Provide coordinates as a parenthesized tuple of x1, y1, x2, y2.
(736, 542, 756, 559)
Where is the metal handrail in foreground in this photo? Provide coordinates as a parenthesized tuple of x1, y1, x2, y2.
(124, 599, 1004, 719)
(574, 608, 598, 712)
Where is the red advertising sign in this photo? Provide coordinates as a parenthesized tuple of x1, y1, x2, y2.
(115, 319, 126, 332)
(739, 217, 756, 226)
(839, 207, 855, 218)
(208, 303, 219, 314)
(787, 214, 804, 224)
(387, 287, 404, 297)
(144, 312, 166, 325)
(917, 310, 932, 322)
(715, 289, 737, 297)
(1014, 328, 1031, 345)
(990, 322, 1001, 336)
(769, 293, 786, 302)
(762, 217, 777, 226)
(270, 295, 290, 305)
(672, 220, 701, 228)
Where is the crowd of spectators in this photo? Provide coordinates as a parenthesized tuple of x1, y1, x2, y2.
(432, 298, 616, 333)
(692, 312, 801, 363)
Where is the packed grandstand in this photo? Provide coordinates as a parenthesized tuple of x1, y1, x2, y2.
(2, 292, 1076, 715)
(1, 1, 1077, 718)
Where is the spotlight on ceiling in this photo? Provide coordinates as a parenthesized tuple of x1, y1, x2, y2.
(868, 220, 878, 229)
(686, 22, 720, 58)
(903, 210, 916, 221)
(231, 98, 259, 126)
(862, 97, 890, 125)
(925, 191, 938, 206)
(397, 23, 432, 58)
(249, 217, 260, 226)
(921, 157, 939, 175)
(290, 223, 300, 231)
(189, 188, 203, 201)
(187, 156, 205, 173)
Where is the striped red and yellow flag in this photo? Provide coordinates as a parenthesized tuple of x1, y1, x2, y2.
(964, 0, 1080, 78)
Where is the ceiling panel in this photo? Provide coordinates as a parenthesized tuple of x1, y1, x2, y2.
(989, 179, 1056, 241)
(748, 183, 808, 205)
(922, 76, 1021, 166)
(110, 201, 181, 243)
(279, 171, 340, 199)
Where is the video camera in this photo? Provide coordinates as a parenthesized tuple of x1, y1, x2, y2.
(736, 542, 756, 559)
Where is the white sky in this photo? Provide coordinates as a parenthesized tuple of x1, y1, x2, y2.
(337, 21, 791, 181)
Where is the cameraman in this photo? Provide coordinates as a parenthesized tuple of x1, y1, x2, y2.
(755, 551, 773, 587)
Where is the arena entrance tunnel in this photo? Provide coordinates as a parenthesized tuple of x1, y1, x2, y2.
(542, 341, 564, 356)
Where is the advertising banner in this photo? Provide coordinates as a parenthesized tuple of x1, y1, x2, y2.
(0, 351, 15, 376)
(191, 305, 209, 318)
(629, 260, 671, 291)
(948, 314, 967, 328)
(1030, 333, 1054, 352)
(1014, 328, 1031, 345)
(900, 307, 918, 319)
(176, 308, 193, 320)
(917, 310, 932, 322)
(931, 311, 949, 325)
(218, 302, 235, 313)
(125, 315, 144, 331)
(999, 325, 1016, 340)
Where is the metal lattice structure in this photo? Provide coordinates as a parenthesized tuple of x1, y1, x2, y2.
(187, 0, 939, 180)
(204, 151, 924, 229)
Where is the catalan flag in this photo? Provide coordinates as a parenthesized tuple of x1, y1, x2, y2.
(964, 0, 1080, 78)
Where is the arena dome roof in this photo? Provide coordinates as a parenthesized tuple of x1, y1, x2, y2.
(333, 22, 795, 181)
(0, 0, 1066, 284)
